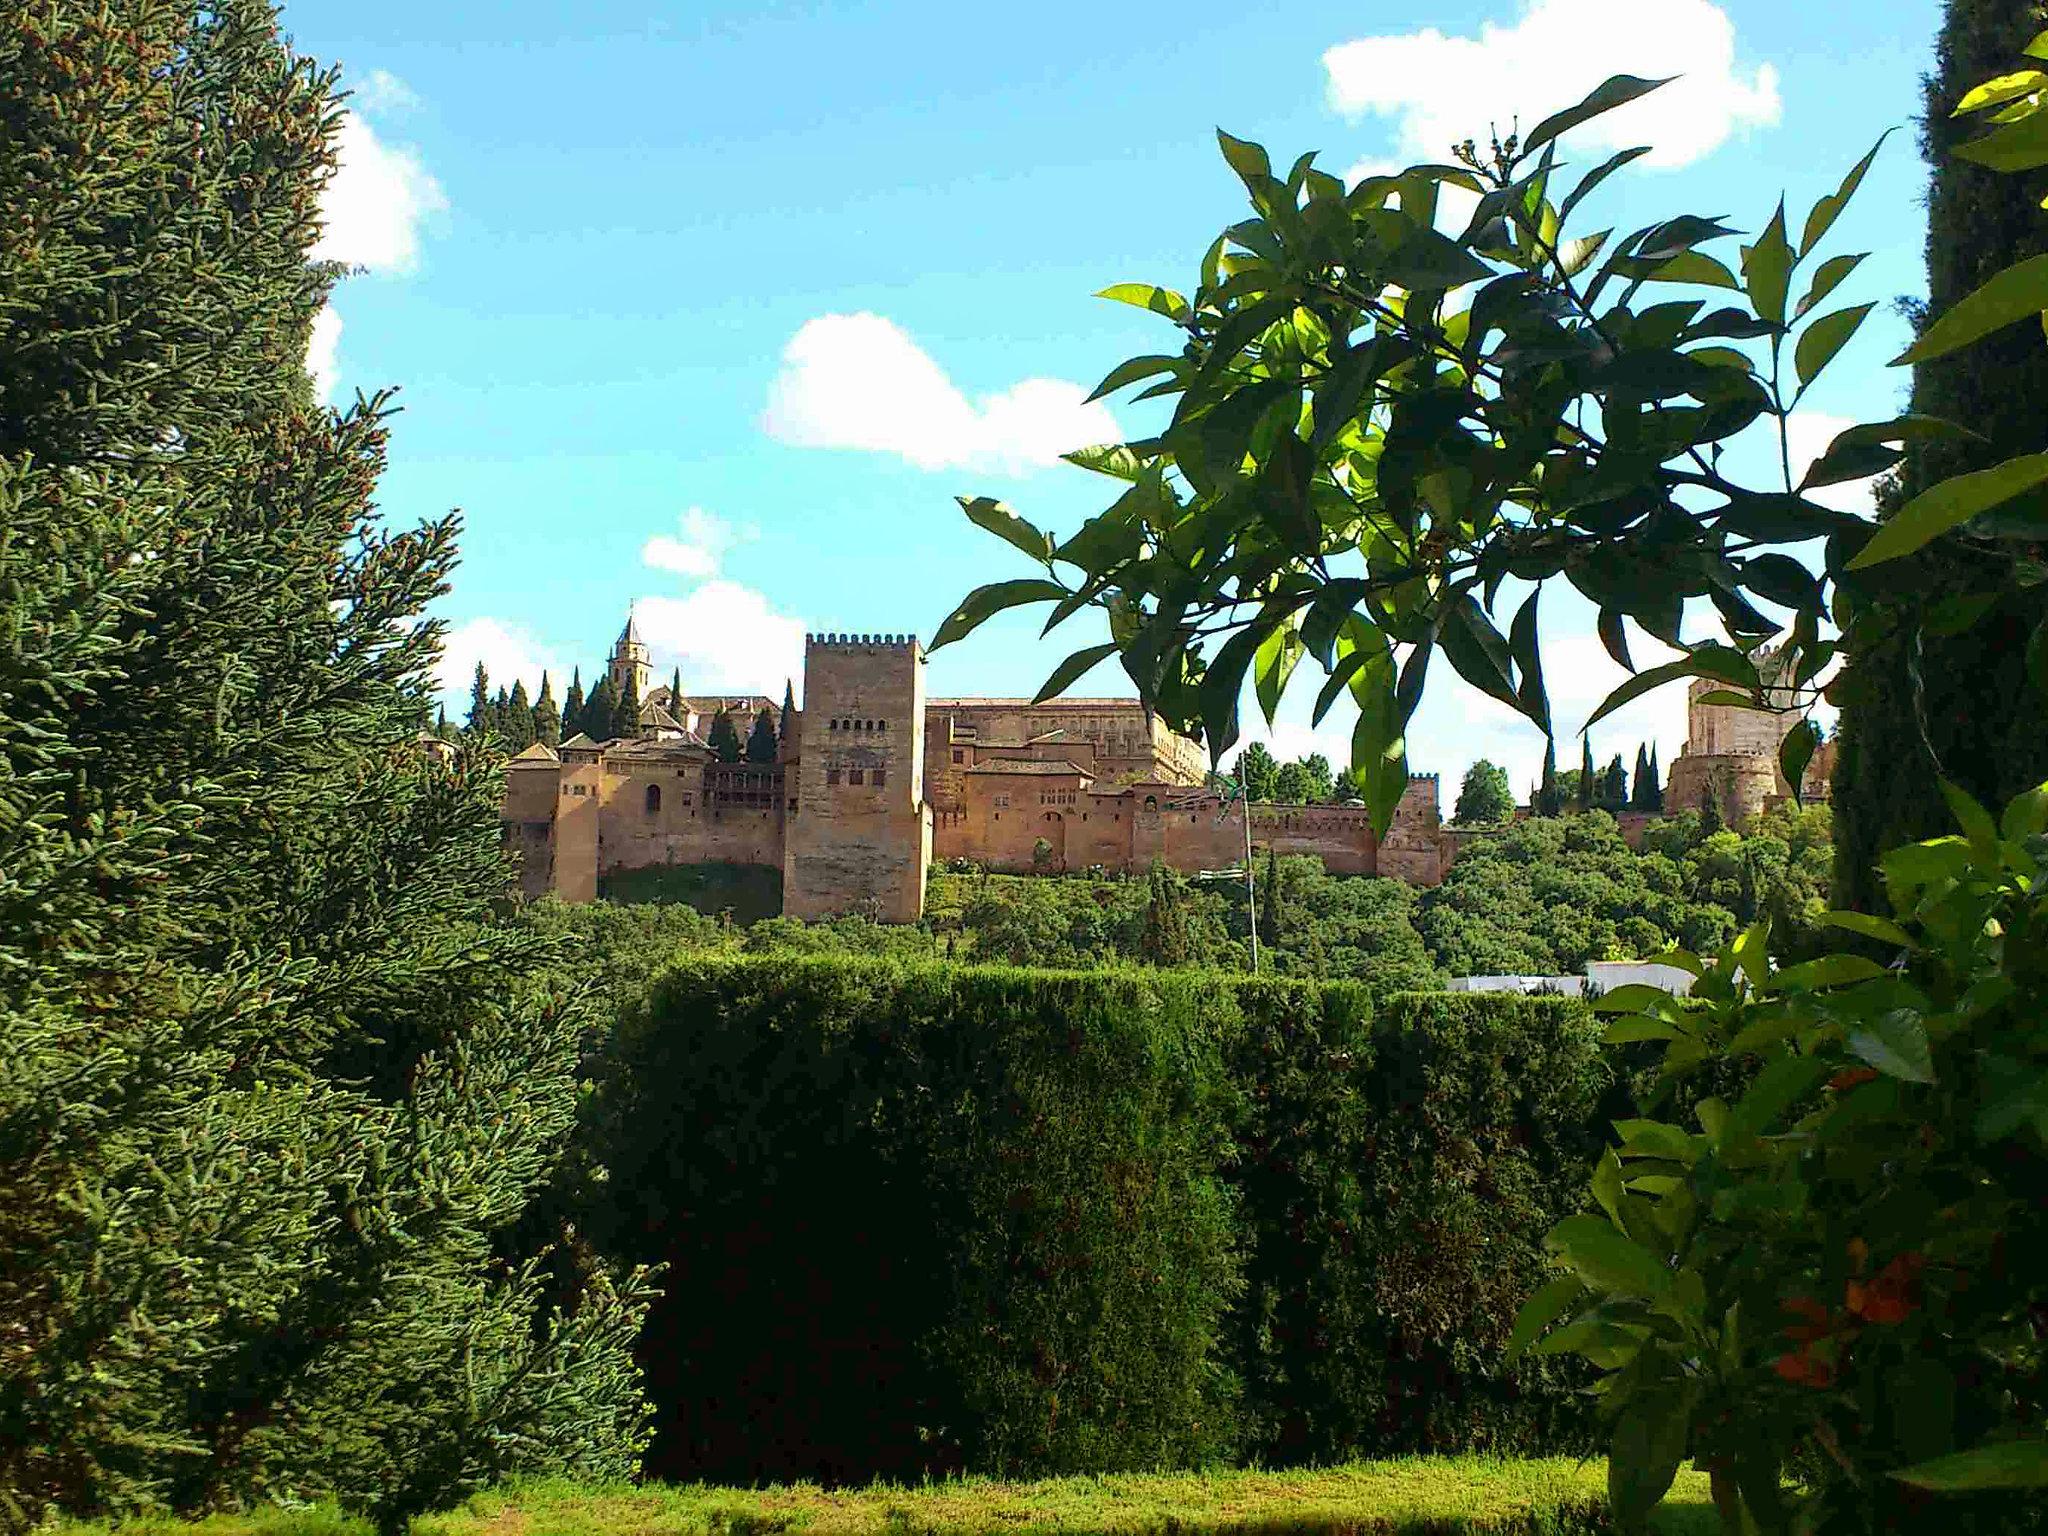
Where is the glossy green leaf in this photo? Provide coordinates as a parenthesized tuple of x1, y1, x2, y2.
(1216, 129, 1274, 189)
(1768, 953, 1888, 991)
(1955, 70, 2047, 115)
(1585, 645, 1759, 732)
(1800, 414, 1981, 491)
(1062, 442, 1147, 481)
(1848, 1011, 1935, 1084)
(1096, 282, 1191, 322)
(1507, 1274, 1586, 1358)
(1086, 354, 1180, 403)
(1609, 1386, 1691, 1533)
(930, 578, 1068, 651)
(1799, 133, 1890, 256)
(1032, 642, 1120, 705)
(1795, 251, 1868, 320)
(1778, 717, 1821, 804)
(1817, 910, 1916, 948)
(1645, 250, 1743, 291)
(1892, 255, 2048, 365)
(1253, 621, 1301, 726)
(1848, 451, 2048, 568)
(1794, 303, 1875, 389)
(1546, 1214, 1672, 1299)
(959, 496, 1055, 564)
(1508, 588, 1551, 735)
(1940, 777, 2000, 857)
(1889, 1440, 2048, 1490)
(1603, 1016, 1682, 1044)
(1723, 1055, 1828, 1144)
(1955, 102, 2048, 171)
(1525, 74, 1674, 155)
(1740, 200, 1794, 326)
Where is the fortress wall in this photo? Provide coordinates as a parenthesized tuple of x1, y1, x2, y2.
(923, 699, 1200, 813)
(502, 762, 561, 900)
(552, 755, 604, 904)
(784, 634, 930, 923)
(596, 763, 785, 873)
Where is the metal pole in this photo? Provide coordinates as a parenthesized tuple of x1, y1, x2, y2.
(1244, 797, 1259, 974)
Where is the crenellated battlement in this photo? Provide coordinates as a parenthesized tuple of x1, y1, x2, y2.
(806, 632, 921, 651)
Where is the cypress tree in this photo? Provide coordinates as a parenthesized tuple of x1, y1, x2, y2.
(669, 665, 683, 710)
(744, 708, 778, 763)
(1631, 744, 1651, 810)
(534, 671, 561, 748)
(708, 708, 743, 763)
(465, 661, 492, 736)
(1600, 753, 1629, 810)
(492, 684, 512, 741)
(1535, 739, 1561, 817)
(1646, 744, 1663, 812)
(507, 679, 535, 750)
(565, 667, 586, 739)
(779, 680, 796, 752)
(612, 670, 641, 741)
(0, 9, 650, 1529)
(1832, 0, 2048, 909)
(584, 674, 619, 742)
(1576, 737, 1596, 813)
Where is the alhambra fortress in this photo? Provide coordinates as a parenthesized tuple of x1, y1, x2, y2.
(500, 616, 1835, 922)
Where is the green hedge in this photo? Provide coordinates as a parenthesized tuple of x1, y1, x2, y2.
(579, 957, 1616, 1485)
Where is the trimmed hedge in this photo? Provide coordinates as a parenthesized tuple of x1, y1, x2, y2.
(579, 957, 1617, 1484)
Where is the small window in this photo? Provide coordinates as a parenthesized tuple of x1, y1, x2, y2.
(849, 768, 865, 785)
(645, 783, 662, 814)
(872, 769, 886, 788)
(828, 719, 838, 731)
(827, 768, 841, 785)
(878, 720, 887, 732)
(951, 750, 964, 764)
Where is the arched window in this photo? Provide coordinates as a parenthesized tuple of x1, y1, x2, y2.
(645, 783, 662, 814)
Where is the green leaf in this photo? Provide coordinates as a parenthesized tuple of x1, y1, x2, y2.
(1795, 251, 1868, 320)
(1893, 255, 2048, 365)
(2029, 28, 2048, 61)
(1197, 623, 1269, 759)
(1524, 74, 1674, 155)
(1253, 622, 1301, 727)
(1545, 1214, 1671, 1299)
(1723, 1055, 1828, 1143)
(1849, 452, 2048, 568)
(1609, 1387, 1692, 1534)
(1440, 596, 1524, 716)
(1767, 953, 1888, 991)
(1096, 282, 1192, 322)
(1216, 129, 1274, 190)
(1592, 1148, 1628, 1229)
(1597, 609, 1635, 672)
(1507, 1274, 1586, 1358)
(1800, 133, 1890, 256)
(930, 578, 1068, 650)
(958, 496, 1055, 564)
(1794, 303, 1875, 389)
(1603, 1017, 1682, 1044)
(1644, 250, 1744, 291)
(1062, 442, 1147, 481)
(1955, 101, 2048, 172)
(1347, 626, 1409, 837)
(1778, 717, 1821, 804)
(1584, 645, 1759, 732)
(1800, 414, 1982, 491)
(1740, 200, 1794, 326)
(1890, 1440, 2048, 1491)
(1817, 910, 1916, 948)
(1032, 643, 1120, 705)
(2002, 782, 2048, 840)
(1508, 588, 1550, 735)
(1848, 1011, 1935, 1084)
(1086, 354, 1180, 403)
(1940, 778, 2000, 857)
(1954, 70, 2048, 115)
(1559, 145, 1652, 223)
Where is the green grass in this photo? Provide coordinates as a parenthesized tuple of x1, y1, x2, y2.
(56, 1458, 1718, 1536)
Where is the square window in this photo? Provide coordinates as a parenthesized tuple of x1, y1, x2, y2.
(849, 768, 865, 785)
(826, 768, 841, 785)
(873, 769, 886, 788)
(952, 750, 964, 764)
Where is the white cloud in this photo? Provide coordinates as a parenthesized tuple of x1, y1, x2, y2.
(635, 581, 808, 698)
(1783, 411, 1881, 514)
(1323, 0, 1780, 172)
(642, 506, 756, 580)
(312, 108, 447, 275)
(1342, 156, 1483, 234)
(760, 312, 1120, 474)
(351, 68, 421, 115)
(436, 617, 564, 705)
(307, 303, 343, 404)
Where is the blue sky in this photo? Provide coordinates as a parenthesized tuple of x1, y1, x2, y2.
(295, 0, 1942, 796)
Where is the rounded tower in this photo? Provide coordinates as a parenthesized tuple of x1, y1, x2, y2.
(607, 610, 652, 703)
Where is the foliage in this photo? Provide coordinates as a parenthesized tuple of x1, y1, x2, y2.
(611, 671, 641, 742)
(583, 674, 620, 742)
(47, 1459, 1727, 1536)
(707, 708, 743, 763)
(744, 708, 778, 762)
(1234, 742, 1281, 800)
(577, 955, 1244, 1485)
(1454, 759, 1517, 825)
(1513, 780, 2048, 1533)
(534, 672, 562, 748)
(0, 7, 650, 1531)
(1832, 3, 2048, 911)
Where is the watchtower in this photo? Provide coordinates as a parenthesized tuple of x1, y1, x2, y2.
(782, 633, 931, 923)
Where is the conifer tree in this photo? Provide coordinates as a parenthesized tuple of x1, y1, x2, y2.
(779, 680, 796, 753)
(1534, 739, 1562, 816)
(0, 12, 650, 1526)
(1631, 744, 1652, 810)
(1600, 753, 1629, 810)
(708, 708, 743, 763)
(744, 708, 777, 763)
(1832, 0, 2048, 908)
(492, 684, 512, 741)
(1577, 737, 1596, 812)
(1646, 744, 1663, 812)
(669, 666, 683, 709)
(565, 667, 586, 740)
(584, 674, 620, 741)
(507, 679, 535, 750)
(1138, 862, 1197, 966)
(466, 661, 492, 736)
(534, 672, 561, 748)
(612, 670, 641, 741)
(435, 704, 457, 743)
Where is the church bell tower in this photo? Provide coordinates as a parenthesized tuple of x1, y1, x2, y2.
(607, 610, 652, 702)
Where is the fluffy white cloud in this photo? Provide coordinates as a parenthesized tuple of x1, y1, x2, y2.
(1323, 0, 1779, 172)
(761, 312, 1120, 474)
(642, 506, 756, 580)
(312, 105, 447, 275)
(634, 581, 809, 698)
(307, 303, 343, 404)
(435, 617, 564, 705)
(351, 67, 421, 115)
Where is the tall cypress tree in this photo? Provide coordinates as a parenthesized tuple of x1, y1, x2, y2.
(1646, 743, 1663, 812)
(1600, 753, 1629, 810)
(1631, 744, 1651, 810)
(1577, 737, 1596, 813)
(492, 685, 512, 741)
(744, 708, 778, 763)
(1832, 0, 2048, 909)
(564, 667, 586, 740)
(465, 661, 491, 736)
(507, 679, 535, 750)
(534, 671, 561, 748)
(1535, 739, 1561, 817)
(778, 680, 796, 754)
(668, 665, 683, 710)
(708, 708, 743, 763)
(612, 670, 641, 741)
(584, 674, 620, 742)
(0, 11, 650, 1526)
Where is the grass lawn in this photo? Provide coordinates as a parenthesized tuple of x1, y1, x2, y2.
(57, 1457, 1717, 1535)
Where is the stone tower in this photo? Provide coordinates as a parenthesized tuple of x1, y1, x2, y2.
(783, 632, 931, 923)
(607, 610, 652, 702)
